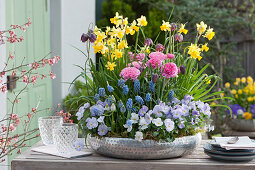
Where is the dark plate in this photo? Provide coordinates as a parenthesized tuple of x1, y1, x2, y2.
(210, 139, 255, 152)
(204, 150, 255, 162)
(204, 143, 255, 156)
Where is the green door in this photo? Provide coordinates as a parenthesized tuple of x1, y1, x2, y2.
(6, 0, 52, 164)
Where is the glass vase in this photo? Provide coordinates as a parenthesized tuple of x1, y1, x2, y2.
(38, 116, 63, 145)
(53, 123, 78, 156)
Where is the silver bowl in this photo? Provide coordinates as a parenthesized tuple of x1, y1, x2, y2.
(228, 119, 255, 132)
(88, 133, 201, 159)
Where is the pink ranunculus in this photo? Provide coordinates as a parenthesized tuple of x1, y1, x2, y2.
(128, 52, 135, 61)
(161, 62, 178, 78)
(166, 53, 175, 59)
(128, 61, 144, 70)
(119, 67, 141, 81)
(149, 52, 166, 61)
(146, 57, 162, 69)
(135, 53, 145, 61)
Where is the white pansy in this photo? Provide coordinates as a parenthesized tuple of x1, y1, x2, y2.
(135, 131, 143, 141)
(131, 113, 139, 123)
(97, 116, 105, 123)
(152, 118, 163, 127)
(237, 109, 244, 115)
(139, 117, 148, 130)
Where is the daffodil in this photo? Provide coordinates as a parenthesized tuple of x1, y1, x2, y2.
(178, 24, 188, 34)
(238, 89, 242, 94)
(204, 27, 215, 40)
(247, 76, 253, 84)
(235, 94, 238, 98)
(94, 31, 106, 43)
(241, 77, 246, 83)
(118, 40, 128, 49)
(110, 12, 122, 26)
(137, 15, 147, 26)
(196, 21, 207, 35)
(243, 112, 252, 120)
(160, 20, 171, 31)
(188, 43, 201, 60)
(93, 42, 104, 53)
(231, 89, 237, 94)
(201, 43, 209, 52)
(114, 49, 123, 59)
(105, 62, 116, 71)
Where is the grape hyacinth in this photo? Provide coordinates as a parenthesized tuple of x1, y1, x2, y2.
(122, 85, 129, 95)
(168, 90, 174, 101)
(126, 98, 133, 111)
(94, 94, 99, 101)
(145, 93, 151, 102)
(135, 96, 144, 105)
(118, 79, 125, 88)
(99, 88, 105, 97)
(134, 79, 140, 93)
(107, 85, 114, 92)
(149, 81, 155, 92)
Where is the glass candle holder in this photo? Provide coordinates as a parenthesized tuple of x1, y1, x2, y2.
(53, 123, 78, 156)
(38, 116, 63, 145)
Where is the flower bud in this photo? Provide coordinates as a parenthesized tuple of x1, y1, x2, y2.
(170, 23, 177, 31)
(152, 73, 159, 83)
(155, 43, 165, 52)
(81, 33, 89, 43)
(89, 33, 97, 43)
(180, 65, 186, 75)
(144, 38, 153, 46)
(174, 33, 183, 42)
(166, 53, 175, 59)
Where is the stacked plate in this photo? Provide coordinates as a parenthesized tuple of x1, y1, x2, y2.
(204, 140, 255, 161)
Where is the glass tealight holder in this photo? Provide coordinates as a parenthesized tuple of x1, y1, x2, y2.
(53, 123, 78, 156)
(38, 116, 63, 145)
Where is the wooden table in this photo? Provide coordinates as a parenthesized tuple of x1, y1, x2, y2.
(12, 140, 255, 170)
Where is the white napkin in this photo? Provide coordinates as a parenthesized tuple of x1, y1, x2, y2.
(214, 136, 255, 150)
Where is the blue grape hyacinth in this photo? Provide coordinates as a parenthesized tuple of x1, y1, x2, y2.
(126, 98, 133, 111)
(135, 96, 144, 105)
(134, 79, 140, 93)
(149, 81, 155, 92)
(107, 85, 114, 93)
(99, 88, 105, 97)
(145, 93, 151, 102)
(122, 85, 129, 95)
(168, 90, 174, 101)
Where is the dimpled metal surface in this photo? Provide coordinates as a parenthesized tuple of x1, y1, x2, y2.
(88, 133, 201, 159)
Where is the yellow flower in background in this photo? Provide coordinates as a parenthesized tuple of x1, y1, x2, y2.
(243, 112, 253, 120)
(238, 89, 242, 94)
(130, 20, 139, 33)
(225, 82, 230, 88)
(196, 21, 207, 35)
(243, 88, 249, 94)
(178, 24, 188, 34)
(236, 78, 241, 83)
(201, 43, 209, 52)
(206, 79, 211, 84)
(137, 15, 147, 26)
(235, 94, 238, 98)
(211, 102, 216, 106)
(95, 31, 107, 43)
(204, 27, 215, 40)
(160, 20, 171, 31)
(248, 97, 253, 102)
(253, 96, 255, 100)
(141, 46, 150, 53)
(247, 76, 254, 84)
(105, 62, 116, 71)
(123, 17, 128, 26)
(234, 81, 239, 86)
(231, 89, 237, 94)
(220, 93, 224, 97)
(241, 77, 246, 83)
(188, 43, 202, 61)
(110, 12, 122, 26)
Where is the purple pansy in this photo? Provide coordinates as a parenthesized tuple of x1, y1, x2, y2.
(86, 117, 98, 129)
(152, 105, 163, 117)
(98, 124, 109, 136)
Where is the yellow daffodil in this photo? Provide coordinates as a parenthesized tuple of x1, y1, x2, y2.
(110, 12, 122, 26)
(234, 81, 239, 85)
(206, 79, 211, 84)
(225, 82, 230, 88)
(118, 40, 128, 49)
(247, 76, 253, 84)
(105, 26, 111, 35)
(93, 42, 104, 53)
(123, 17, 128, 26)
(238, 89, 242, 94)
(248, 97, 253, 102)
(160, 20, 171, 31)
(114, 49, 123, 59)
(241, 77, 246, 83)
(196, 21, 207, 35)
(141, 46, 150, 53)
(94, 31, 106, 43)
(236, 78, 240, 83)
(201, 43, 209, 52)
(188, 43, 202, 60)
(220, 93, 224, 97)
(178, 24, 188, 34)
(243, 112, 252, 120)
(235, 94, 238, 98)
(253, 96, 255, 101)
(204, 27, 215, 40)
(231, 89, 237, 94)
(105, 62, 116, 71)
(137, 15, 147, 26)
(211, 102, 216, 106)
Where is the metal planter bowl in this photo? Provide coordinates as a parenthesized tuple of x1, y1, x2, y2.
(228, 119, 255, 132)
(88, 133, 201, 160)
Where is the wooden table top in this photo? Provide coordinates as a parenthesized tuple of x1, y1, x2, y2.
(12, 140, 255, 170)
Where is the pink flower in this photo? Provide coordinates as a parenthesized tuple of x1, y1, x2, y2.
(147, 57, 162, 69)
(166, 53, 175, 59)
(135, 53, 145, 61)
(9, 51, 14, 59)
(0, 85, 7, 93)
(9, 124, 16, 132)
(128, 61, 144, 70)
(149, 52, 166, 61)
(119, 67, 141, 81)
(161, 63, 178, 78)
(128, 52, 135, 61)
(50, 71, 56, 80)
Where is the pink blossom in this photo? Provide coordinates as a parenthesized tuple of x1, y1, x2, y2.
(149, 52, 166, 61)
(128, 52, 135, 61)
(119, 67, 141, 81)
(22, 75, 29, 84)
(9, 124, 16, 132)
(135, 53, 145, 61)
(146, 57, 162, 69)
(128, 61, 144, 70)
(166, 53, 175, 59)
(0, 85, 7, 93)
(9, 51, 14, 59)
(50, 71, 56, 79)
(161, 62, 178, 78)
